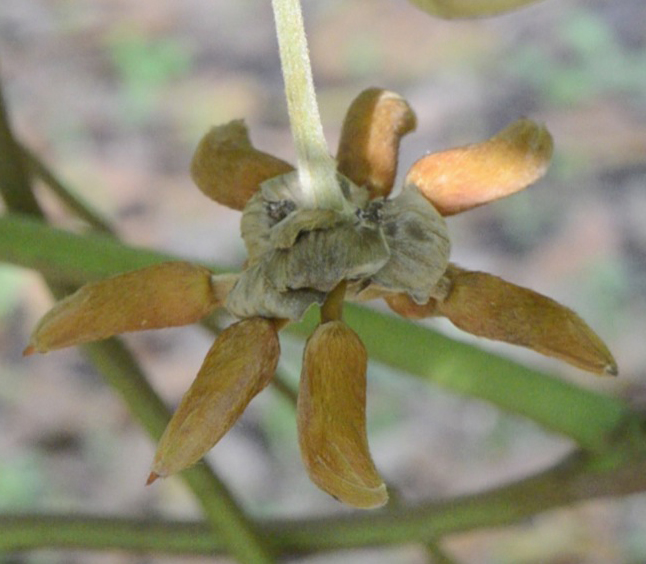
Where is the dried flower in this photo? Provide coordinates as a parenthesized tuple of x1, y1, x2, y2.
(26, 88, 617, 509)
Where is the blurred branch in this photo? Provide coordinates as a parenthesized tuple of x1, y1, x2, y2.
(82, 339, 277, 564)
(0, 212, 635, 452)
(5, 449, 646, 555)
(0, 73, 41, 215)
(408, 0, 547, 19)
(19, 141, 115, 234)
(0, 73, 276, 564)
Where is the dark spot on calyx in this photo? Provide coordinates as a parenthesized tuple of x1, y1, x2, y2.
(266, 199, 296, 223)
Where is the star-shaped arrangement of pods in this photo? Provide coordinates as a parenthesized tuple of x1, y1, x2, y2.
(26, 88, 617, 509)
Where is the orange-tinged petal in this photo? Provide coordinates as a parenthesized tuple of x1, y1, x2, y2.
(151, 317, 280, 478)
(190, 120, 294, 210)
(437, 266, 618, 376)
(298, 320, 387, 509)
(406, 119, 553, 216)
(337, 88, 416, 199)
(25, 262, 226, 354)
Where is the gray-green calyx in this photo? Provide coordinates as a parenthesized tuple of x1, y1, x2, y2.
(226, 171, 451, 320)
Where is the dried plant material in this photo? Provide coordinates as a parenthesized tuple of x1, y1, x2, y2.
(407, 0, 546, 19)
(269, 216, 390, 293)
(298, 321, 387, 509)
(406, 119, 553, 216)
(437, 266, 618, 376)
(190, 120, 293, 210)
(385, 292, 440, 319)
(151, 318, 280, 478)
(226, 261, 325, 320)
(337, 88, 416, 199)
(25, 262, 221, 354)
(371, 187, 450, 303)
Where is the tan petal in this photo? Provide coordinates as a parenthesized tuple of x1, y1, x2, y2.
(406, 119, 553, 216)
(437, 266, 618, 376)
(190, 120, 294, 210)
(385, 292, 440, 319)
(408, 0, 547, 19)
(298, 321, 387, 509)
(337, 88, 416, 199)
(25, 262, 227, 354)
(151, 317, 280, 478)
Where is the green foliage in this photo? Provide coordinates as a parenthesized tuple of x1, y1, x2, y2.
(106, 25, 191, 122)
(509, 8, 646, 105)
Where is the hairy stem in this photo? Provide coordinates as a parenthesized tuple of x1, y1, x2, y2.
(271, 0, 348, 212)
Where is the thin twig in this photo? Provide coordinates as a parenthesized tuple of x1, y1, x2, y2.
(19, 142, 115, 234)
(0, 66, 276, 564)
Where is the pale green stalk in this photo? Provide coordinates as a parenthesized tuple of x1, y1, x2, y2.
(271, 0, 350, 212)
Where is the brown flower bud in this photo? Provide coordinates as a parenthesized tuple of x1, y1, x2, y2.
(25, 262, 226, 354)
(190, 120, 293, 210)
(337, 88, 417, 200)
(437, 266, 618, 376)
(406, 119, 553, 216)
(298, 321, 387, 509)
(150, 317, 280, 479)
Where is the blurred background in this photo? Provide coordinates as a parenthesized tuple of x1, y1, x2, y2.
(1, 0, 646, 562)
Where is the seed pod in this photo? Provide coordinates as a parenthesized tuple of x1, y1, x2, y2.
(406, 119, 553, 216)
(298, 320, 388, 509)
(191, 120, 293, 210)
(150, 317, 280, 479)
(438, 266, 618, 376)
(337, 88, 417, 199)
(25, 262, 225, 354)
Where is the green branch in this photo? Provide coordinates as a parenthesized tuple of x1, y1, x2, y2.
(0, 213, 632, 451)
(19, 142, 115, 234)
(0, 77, 276, 563)
(4, 453, 646, 556)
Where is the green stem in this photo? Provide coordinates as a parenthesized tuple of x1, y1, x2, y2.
(4, 452, 646, 555)
(82, 340, 277, 563)
(0, 213, 633, 452)
(20, 142, 115, 234)
(0, 71, 41, 215)
(271, 0, 348, 212)
(0, 71, 275, 564)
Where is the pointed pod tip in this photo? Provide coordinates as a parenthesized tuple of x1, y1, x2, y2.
(22, 345, 36, 357)
(356, 483, 389, 510)
(145, 472, 160, 486)
(603, 362, 619, 377)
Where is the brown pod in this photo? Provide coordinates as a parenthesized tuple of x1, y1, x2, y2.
(337, 88, 416, 199)
(298, 320, 387, 509)
(150, 317, 280, 479)
(406, 119, 553, 216)
(25, 262, 224, 354)
(190, 120, 293, 210)
(438, 266, 618, 376)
